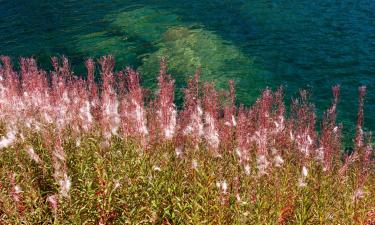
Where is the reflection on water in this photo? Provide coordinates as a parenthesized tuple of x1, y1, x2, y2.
(0, 0, 374, 140)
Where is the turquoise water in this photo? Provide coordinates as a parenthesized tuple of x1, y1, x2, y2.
(0, 0, 374, 138)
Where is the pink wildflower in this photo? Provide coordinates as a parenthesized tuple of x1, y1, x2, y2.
(155, 58, 177, 141)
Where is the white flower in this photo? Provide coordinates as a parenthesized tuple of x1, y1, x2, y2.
(221, 180, 228, 194)
(316, 147, 324, 162)
(0, 130, 16, 149)
(307, 135, 313, 145)
(333, 126, 338, 133)
(289, 131, 295, 141)
(352, 188, 365, 201)
(235, 148, 242, 158)
(271, 147, 278, 155)
(184, 105, 204, 138)
(274, 155, 284, 167)
(47, 195, 58, 212)
(232, 115, 237, 127)
(26, 146, 41, 164)
(192, 159, 198, 169)
(256, 155, 269, 176)
(62, 91, 70, 104)
(175, 147, 183, 157)
(298, 166, 309, 188)
(43, 112, 53, 124)
(217, 180, 228, 194)
(153, 166, 161, 172)
(298, 178, 307, 187)
(133, 100, 148, 135)
(114, 180, 121, 189)
(183, 125, 193, 135)
(274, 115, 285, 133)
(244, 164, 251, 175)
(14, 185, 22, 194)
(76, 138, 81, 147)
(197, 105, 203, 116)
(59, 175, 71, 198)
(54, 147, 66, 162)
(302, 166, 308, 177)
(158, 106, 177, 140)
(236, 194, 241, 202)
(204, 113, 220, 149)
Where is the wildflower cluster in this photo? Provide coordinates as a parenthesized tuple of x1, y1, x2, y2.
(0, 55, 373, 224)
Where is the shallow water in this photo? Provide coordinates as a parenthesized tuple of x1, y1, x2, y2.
(0, 0, 374, 140)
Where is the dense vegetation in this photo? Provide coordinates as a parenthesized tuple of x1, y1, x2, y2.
(0, 56, 373, 224)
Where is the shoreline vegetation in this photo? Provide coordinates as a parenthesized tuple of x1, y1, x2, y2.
(0, 55, 374, 224)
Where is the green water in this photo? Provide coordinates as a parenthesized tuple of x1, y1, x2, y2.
(0, 0, 374, 139)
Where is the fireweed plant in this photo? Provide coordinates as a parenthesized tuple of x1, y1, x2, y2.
(0, 55, 373, 224)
